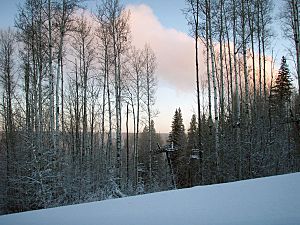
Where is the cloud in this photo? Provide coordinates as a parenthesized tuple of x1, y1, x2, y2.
(127, 4, 202, 92)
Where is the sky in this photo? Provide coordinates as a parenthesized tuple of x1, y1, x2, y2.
(0, 0, 290, 133)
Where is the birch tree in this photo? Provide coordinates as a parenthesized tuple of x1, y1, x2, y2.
(143, 44, 157, 189)
(53, 0, 81, 147)
(281, 0, 300, 95)
(108, 0, 130, 188)
(184, 0, 202, 157)
(0, 29, 16, 213)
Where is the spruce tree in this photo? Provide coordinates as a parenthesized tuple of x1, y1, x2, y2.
(269, 56, 294, 172)
(270, 56, 293, 125)
(168, 108, 186, 148)
(139, 120, 165, 192)
(187, 114, 198, 149)
(187, 114, 201, 186)
(168, 108, 188, 188)
(270, 56, 293, 104)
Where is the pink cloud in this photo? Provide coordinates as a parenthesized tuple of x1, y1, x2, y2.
(127, 4, 203, 92)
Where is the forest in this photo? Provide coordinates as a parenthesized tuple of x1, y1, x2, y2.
(0, 0, 299, 215)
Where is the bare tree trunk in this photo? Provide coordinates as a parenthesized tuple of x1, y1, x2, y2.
(146, 55, 153, 188)
(219, 0, 225, 181)
(101, 46, 108, 175)
(126, 102, 129, 187)
(184, 1, 203, 181)
(90, 86, 95, 157)
(38, 0, 43, 159)
(48, 0, 55, 148)
(144, 44, 157, 189)
(195, 0, 202, 161)
(247, 0, 256, 113)
(56, 34, 63, 149)
(261, 6, 267, 101)
(24, 47, 31, 132)
(61, 56, 64, 149)
(208, 0, 220, 182)
(130, 97, 137, 188)
(83, 39, 87, 157)
(291, 0, 300, 94)
(75, 59, 80, 171)
(136, 61, 140, 187)
(257, 0, 262, 98)
(0, 29, 15, 213)
(112, 17, 122, 187)
(107, 68, 113, 169)
(116, 51, 122, 188)
(206, 2, 212, 133)
(219, 0, 225, 127)
(242, 0, 250, 120)
(224, 10, 234, 116)
(232, 0, 241, 179)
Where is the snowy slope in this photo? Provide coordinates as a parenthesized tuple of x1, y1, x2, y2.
(1, 173, 300, 225)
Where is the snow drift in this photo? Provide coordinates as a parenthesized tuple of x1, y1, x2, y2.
(1, 172, 299, 225)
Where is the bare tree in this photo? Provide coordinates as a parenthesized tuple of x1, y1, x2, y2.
(0, 29, 16, 213)
(143, 44, 157, 189)
(53, 0, 81, 148)
(184, 0, 202, 158)
(281, 0, 300, 95)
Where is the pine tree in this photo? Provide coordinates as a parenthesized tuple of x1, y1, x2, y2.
(168, 108, 188, 188)
(187, 114, 198, 149)
(168, 108, 186, 148)
(269, 56, 294, 173)
(270, 56, 293, 130)
(187, 114, 200, 186)
(138, 120, 165, 192)
(270, 56, 293, 105)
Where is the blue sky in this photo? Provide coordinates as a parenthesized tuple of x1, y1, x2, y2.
(0, 0, 188, 32)
(0, 0, 21, 28)
(88, 0, 188, 32)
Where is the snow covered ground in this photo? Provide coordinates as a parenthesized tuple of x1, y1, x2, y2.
(1, 172, 299, 225)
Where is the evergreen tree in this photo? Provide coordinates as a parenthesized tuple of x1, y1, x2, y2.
(270, 56, 293, 105)
(139, 120, 165, 192)
(187, 114, 198, 149)
(187, 114, 201, 186)
(168, 108, 188, 188)
(270, 56, 294, 173)
(270, 56, 294, 126)
(168, 108, 186, 148)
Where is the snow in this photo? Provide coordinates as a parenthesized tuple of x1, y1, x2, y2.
(1, 172, 300, 225)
